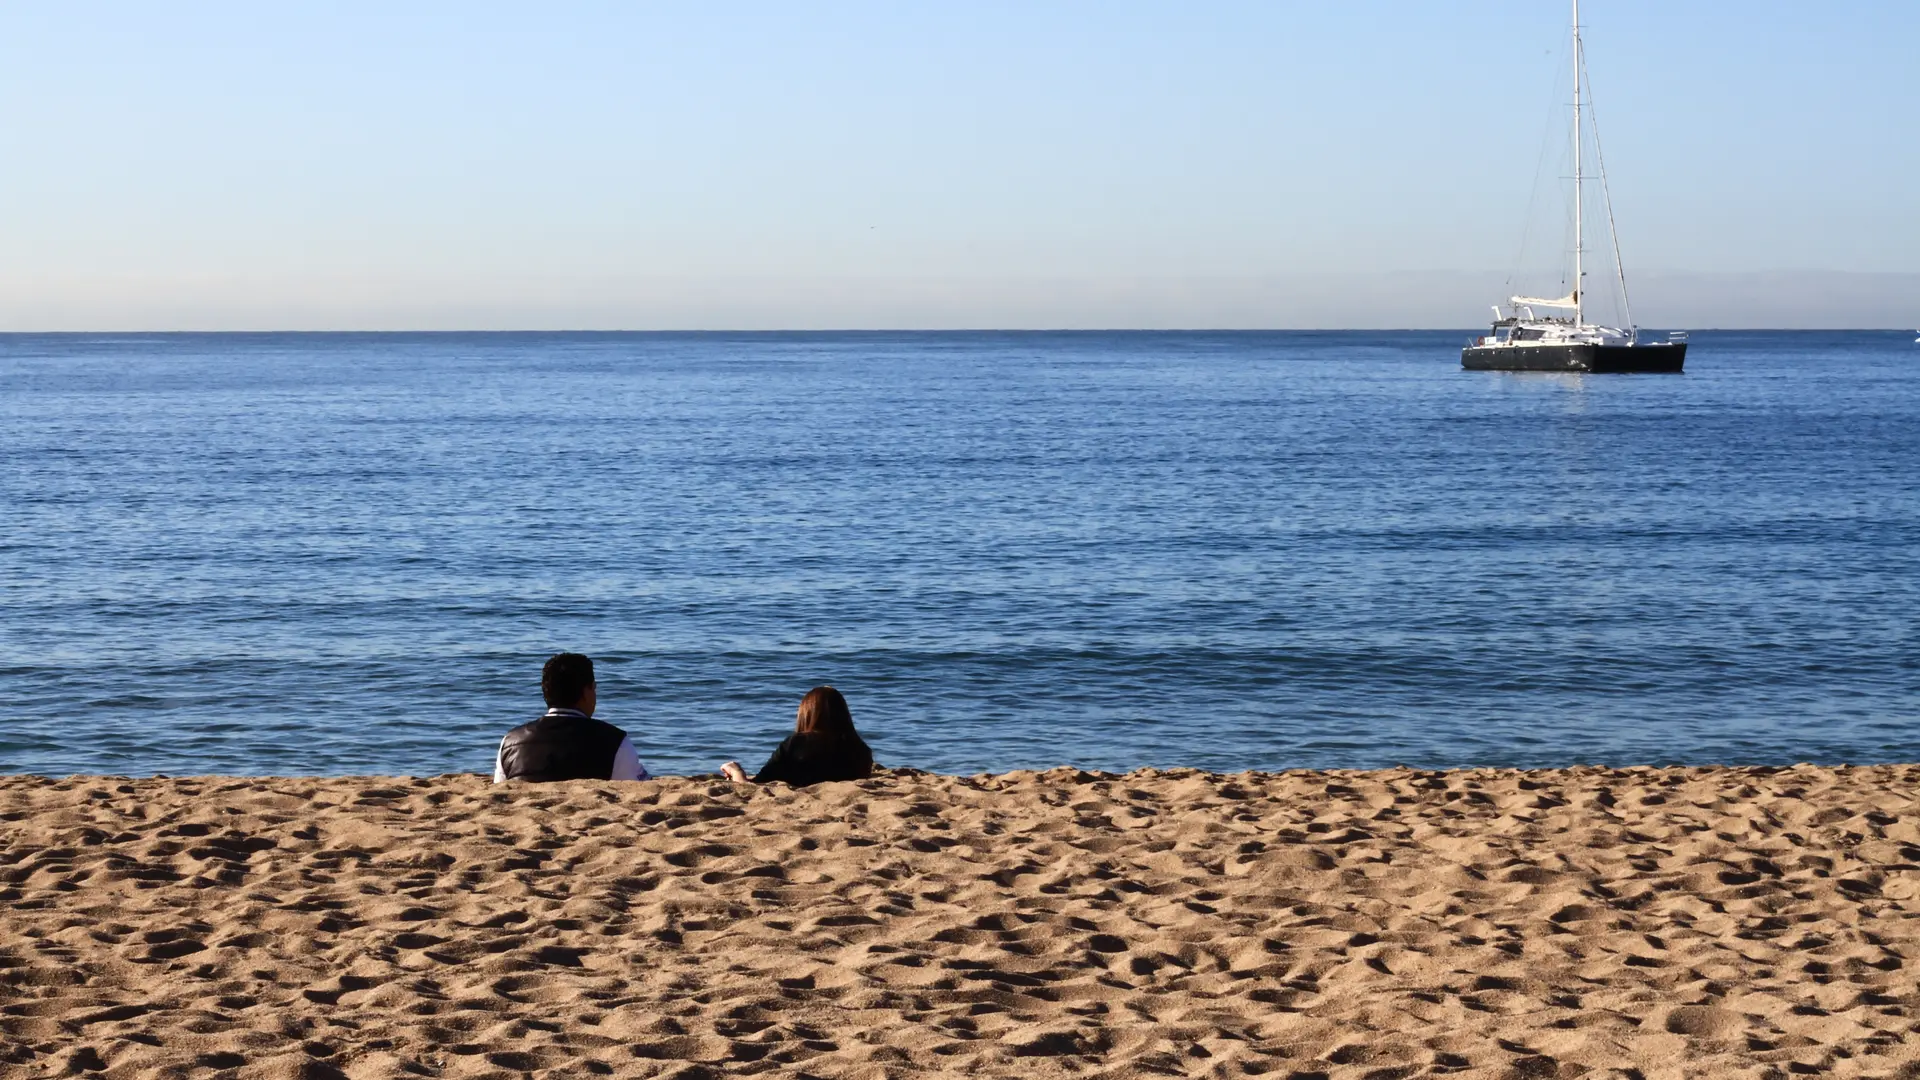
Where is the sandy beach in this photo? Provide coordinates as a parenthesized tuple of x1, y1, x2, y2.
(3, 765, 1917, 1078)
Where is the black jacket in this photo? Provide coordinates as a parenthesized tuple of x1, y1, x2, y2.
(753, 732, 874, 787)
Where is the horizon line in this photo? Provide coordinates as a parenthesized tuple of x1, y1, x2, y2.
(1, 326, 1913, 335)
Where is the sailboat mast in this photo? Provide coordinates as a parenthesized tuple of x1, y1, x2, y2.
(1571, 0, 1583, 326)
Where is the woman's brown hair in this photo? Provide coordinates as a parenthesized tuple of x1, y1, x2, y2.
(794, 685, 856, 740)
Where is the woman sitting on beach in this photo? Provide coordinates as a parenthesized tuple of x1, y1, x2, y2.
(720, 685, 874, 787)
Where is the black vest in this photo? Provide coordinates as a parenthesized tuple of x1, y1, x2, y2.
(498, 713, 628, 782)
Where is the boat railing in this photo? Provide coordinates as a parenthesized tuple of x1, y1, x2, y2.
(1668, 331, 1689, 343)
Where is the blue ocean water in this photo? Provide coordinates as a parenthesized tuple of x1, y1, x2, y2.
(1, 331, 1915, 778)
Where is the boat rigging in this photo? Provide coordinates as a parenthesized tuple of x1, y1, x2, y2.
(1462, 0, 1687, 374)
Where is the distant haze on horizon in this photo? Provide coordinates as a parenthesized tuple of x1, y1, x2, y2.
(2, 2, 1913, 331)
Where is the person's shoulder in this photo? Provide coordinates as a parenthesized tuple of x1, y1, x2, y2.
(504, 714, 624, 740)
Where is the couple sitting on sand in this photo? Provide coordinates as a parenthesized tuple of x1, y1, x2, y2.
(491, 653, 874, 788)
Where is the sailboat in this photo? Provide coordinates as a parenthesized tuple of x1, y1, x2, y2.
(1463, 0, 1686, 373)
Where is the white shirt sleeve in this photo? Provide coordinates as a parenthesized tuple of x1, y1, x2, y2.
(610, 736, 651, 781)
(492, 738, 509, 784)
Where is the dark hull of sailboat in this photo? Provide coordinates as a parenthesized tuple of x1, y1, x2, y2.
(1461, 342, 1685, 373)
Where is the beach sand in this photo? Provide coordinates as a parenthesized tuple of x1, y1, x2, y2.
(2, 765, 1917, 1079)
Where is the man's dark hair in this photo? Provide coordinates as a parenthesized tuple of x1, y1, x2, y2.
(542, 653, 596, 708)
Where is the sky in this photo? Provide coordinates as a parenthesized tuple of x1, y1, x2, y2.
(0, 1, 1913, 329)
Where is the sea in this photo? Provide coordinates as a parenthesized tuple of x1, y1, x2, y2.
(2, 331, 1915, 779)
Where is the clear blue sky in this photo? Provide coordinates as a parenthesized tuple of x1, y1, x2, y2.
(1, 1, 1913, 328)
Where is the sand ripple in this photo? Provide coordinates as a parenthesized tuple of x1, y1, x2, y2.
(3, 765, 1919, 1078)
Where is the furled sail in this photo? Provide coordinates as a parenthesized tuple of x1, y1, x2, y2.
(1509, 292, 1578, 309)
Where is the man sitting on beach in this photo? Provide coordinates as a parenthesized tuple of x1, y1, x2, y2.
(493, 653, 652, 783)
